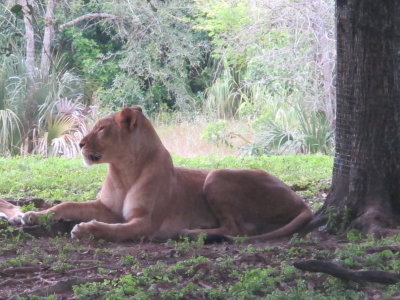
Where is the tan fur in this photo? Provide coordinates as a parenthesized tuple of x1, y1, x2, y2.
(23, 107, 312, 242)
(0, 199, 23, 224)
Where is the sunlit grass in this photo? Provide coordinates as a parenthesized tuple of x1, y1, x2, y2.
(0, 155, 332, 204)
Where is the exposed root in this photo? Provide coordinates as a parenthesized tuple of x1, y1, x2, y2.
(351, 206, 400, 238)
(298, 214, 327, 235)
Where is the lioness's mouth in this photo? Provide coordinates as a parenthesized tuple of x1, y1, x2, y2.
(89, 153, 102, 162)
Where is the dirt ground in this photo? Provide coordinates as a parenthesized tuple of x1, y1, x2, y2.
(0, 199, 399, 300)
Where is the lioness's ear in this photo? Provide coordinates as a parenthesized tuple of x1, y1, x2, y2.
(115, 108, 139, 130)
(131, 105, 142, 112)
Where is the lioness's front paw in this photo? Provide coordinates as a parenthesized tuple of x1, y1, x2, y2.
(71, 220, 98, 239)
(9, 213, 24, 225)
(22, 211, 40, 225)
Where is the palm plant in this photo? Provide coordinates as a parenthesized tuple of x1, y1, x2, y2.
(203, 66, 244, 119)
(0, 53, 90, 157)
(251, 103, 334, 155)
(33, 98, 94, 157)
(0, 54, 25, 155)
(0, 109, 21, 155)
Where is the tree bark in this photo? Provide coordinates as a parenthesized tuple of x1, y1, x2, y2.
(313, 0, 400, 235)
(19, 0, 37, 154)
(20, 0, 35, 81)
(40, 0, 56, 77)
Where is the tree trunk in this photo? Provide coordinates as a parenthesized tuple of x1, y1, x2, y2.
(312, 0, 400, 235)
(20, 0, 35, 81)
(20, 0, 36, 154)
(40, 0, 56, 77)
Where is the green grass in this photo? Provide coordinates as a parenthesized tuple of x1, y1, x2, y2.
(0, 155, 332, 203)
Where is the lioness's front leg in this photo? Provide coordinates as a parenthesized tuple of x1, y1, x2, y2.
(70, 217, 152, 241)
(23, 200, 122, 225)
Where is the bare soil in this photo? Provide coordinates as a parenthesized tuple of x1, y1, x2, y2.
(0, 199, 398, 300)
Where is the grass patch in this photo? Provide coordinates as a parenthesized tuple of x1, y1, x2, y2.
(0, 155, 332, 206)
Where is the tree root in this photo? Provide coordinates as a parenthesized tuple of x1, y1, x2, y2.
(350, 206, 400, 238)
(293, 260, 400, 285)
(297, 214, 327, 236)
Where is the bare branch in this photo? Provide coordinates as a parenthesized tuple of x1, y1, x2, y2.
(59, 13, 117, 31)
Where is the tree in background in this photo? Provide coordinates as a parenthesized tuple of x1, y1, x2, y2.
(98, 0, 212, 112)
(196, 0, 335, 154)
(1, 0, 336, 156)
(310, 0, 400, 236)
(0, 0, 118, 155)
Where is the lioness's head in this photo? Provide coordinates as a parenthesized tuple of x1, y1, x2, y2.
(80, 106, 157, 166)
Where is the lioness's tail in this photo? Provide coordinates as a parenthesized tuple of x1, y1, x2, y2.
(244, 208, 313, 243)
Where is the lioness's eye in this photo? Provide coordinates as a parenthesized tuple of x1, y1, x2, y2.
(98, 126, 105, 132)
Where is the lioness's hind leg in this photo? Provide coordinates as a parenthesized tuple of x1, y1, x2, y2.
(201, 170, 248, 236)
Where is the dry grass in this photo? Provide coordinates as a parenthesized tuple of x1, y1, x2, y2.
(155, 118, 243, 157)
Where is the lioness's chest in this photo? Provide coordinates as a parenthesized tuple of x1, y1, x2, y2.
(99, 186, 127, 217)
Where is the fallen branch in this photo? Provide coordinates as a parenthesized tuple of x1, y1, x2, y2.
(293, 260, 400, 285)
(16, 276, 106, 298)
(365, 245, 400, 253)
(0, 277, 37, 287)
(2, 266, 41, 275)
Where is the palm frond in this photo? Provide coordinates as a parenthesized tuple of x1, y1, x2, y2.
(0, 109, 21, 155)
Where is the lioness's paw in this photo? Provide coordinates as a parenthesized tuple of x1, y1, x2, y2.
(22, 211, 40, 225)
(9, 213, 24, 225)
(71, 223, 88, 239)
(71, 220, 98, 239)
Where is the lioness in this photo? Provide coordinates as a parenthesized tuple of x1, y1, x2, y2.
(0, 199, 23, 224)
(23, 106, 312, 242)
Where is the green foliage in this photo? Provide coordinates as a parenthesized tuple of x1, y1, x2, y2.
(195, 0, 251, 65)
(73, 273, 154, 300)
(60, 26, 122, 93)
(119, 254, 138, 267)
(99, 0, 212, 112)
(228, 267, 281, 298)
(20, 202, 36, 212)
(167, 233, 207, 255)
